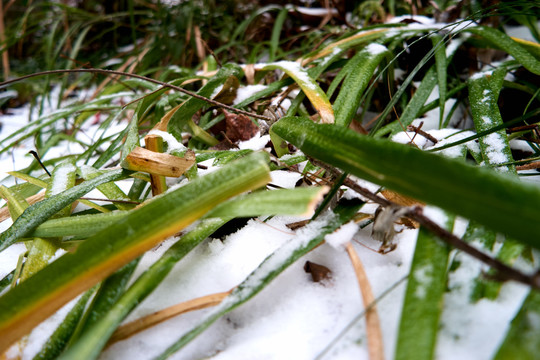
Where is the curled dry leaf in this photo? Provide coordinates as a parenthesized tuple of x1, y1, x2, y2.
(122, 146, 196, 177)
(304, 261, 332, 283)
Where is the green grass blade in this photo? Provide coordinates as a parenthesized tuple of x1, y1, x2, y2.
(29, 211, 129, 239)
(395, 211, 453, 360)
(469, 71, 516, 173)
(333, 44, 389, 127)
(465, 26, 540, 75)
(269, 7, 288, 62)
(272, 116, 540, 247)
(57, 186, 326, 360)
(257, 61, 334, 123)
(0, 152, 271, 353)
(0, 169, 129, 252)
(21, 162, 78, 280)
(32, 288, 96, 360)
(0, 185, 30, 220)
(431, 35, 447, 128)
(205, 187, 327, 219)
(494, 290, 540, 360)
(69, 259, 140, 341)
(154, 200, 364, 359)
(79, 166, 134, 211)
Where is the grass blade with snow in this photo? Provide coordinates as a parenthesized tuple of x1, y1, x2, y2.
(0, 152, 271, 354)
(153, 199, 364, 359)
(469, 69, 516, 173)
(57, 186, 327, 360)
(256, 61, 334, 123)
(333, 44, 389, 127)
(395, 211, 453, 360)
(494, 290, 540, 360)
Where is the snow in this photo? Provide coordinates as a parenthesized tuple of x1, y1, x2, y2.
(48, 162, 76, 196)
(238, 133, 270, 151)
(255, 61, 317, 90)
(233, 85, 268, 105)
(325, 221, 359, 249)
(148, 129, 187, 152)
(364, 43, 387, 56)
(483, 132, 508, 166)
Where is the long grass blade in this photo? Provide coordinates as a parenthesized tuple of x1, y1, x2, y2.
(0, 169, 129, 252)
(256, 61, 334, 123)
(494, 290, 540, 360)
(395, 211, 453, 360)
(272, 116, 540, 247)
(0, 152, 271, 354)
(333, 44, 389, 127)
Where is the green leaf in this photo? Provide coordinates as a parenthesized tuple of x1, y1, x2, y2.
(0, 152, 271, 354)
(395, 211, 453, 360)
(469, 71, 516, 173)
(465, 26, 540, 76)
(272, 116, 540, 248)
(494, 290, 540, 360)
(78, 165, 134, 211)
(0, 169, 129, 252)
(257, 61, 334, 123)
(29, 211, 129, 239)
(32, 288, 96, 360)
(333, 44, 389, 127)
(431, 34, 447, 128)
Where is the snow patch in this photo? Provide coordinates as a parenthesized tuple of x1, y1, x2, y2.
(233, 85, 268, 105)
(148, 129, 187, 152)
(324, 221, 359, 249)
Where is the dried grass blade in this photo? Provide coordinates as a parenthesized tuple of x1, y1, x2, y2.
(108, 290, 232, 345)
(345, 242, 384, 360)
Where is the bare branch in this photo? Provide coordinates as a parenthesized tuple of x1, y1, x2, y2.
(0, 68, 273, 122)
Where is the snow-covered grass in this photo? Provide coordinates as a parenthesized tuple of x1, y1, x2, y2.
(1, 4, 540, 360)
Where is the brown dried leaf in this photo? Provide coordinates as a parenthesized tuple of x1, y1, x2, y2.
(122, 147, 195, 177)
(223, 109, 259, 142)
(304, 261, 332, 283)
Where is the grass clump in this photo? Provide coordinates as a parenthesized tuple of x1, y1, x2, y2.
(0, 1, 540, 359)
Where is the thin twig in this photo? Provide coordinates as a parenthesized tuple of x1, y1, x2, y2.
(0, 68, 273, 122)
(314, 160, 540, 290)
(407, 123, 438, 144)
(28, 151, 51, 177)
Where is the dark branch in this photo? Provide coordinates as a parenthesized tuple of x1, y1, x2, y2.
(315, 160, 540, 290)
(0, 68, 273, 122)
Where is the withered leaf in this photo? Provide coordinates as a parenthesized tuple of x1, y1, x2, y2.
(304, 261, 332, 284)
(223, 109, 259, 142)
